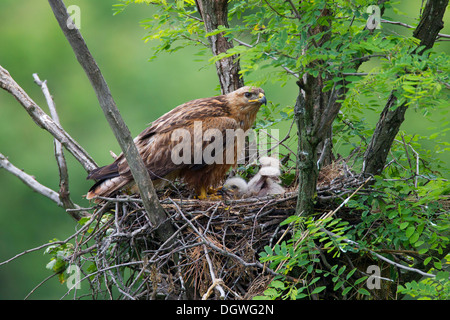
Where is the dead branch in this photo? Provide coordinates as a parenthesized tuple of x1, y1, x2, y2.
(33, 73, 78, 212)
(0, 153, 63, 207)
(0, 65, 98, 173)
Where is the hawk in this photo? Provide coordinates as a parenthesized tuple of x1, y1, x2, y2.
(86, 86, 266, 200)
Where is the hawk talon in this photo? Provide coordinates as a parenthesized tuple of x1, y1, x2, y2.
(196, 187, 223, 201)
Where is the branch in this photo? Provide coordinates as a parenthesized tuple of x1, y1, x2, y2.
(202, 245, 226, 299)
(169, 198, 273, 273)
(0, 65, 98, 173)
(33, 73, 76, 211)
(0, 153, 63, 207)
(322, 229, 439, 280)
(381, 18, 450, 40)
(195, 0, 244, 93)
(0, 153, 87, 221)
(47, 0, 175, 243)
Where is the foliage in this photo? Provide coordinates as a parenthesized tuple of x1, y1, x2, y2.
(255, 214, 370, 300)
(117, 0, 450, 140)
(254, 171, 449, 300)
(397, 270, 450, 300)
(45, 240, 74, 284)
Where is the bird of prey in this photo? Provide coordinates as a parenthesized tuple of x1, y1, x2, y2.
(223, 156, 285, 198)
(86, 86, 266, 200)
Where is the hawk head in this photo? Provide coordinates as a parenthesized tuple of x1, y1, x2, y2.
(226, 86, 267, 111)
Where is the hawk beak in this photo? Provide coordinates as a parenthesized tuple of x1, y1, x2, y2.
(249, 92, 267, 105)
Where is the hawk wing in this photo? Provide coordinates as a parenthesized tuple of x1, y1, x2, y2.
(86, 97, 238, 199)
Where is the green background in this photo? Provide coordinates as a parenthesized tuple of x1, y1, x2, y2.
(0, 1, 448, 299)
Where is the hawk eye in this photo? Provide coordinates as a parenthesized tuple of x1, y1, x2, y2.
(244, 92, 251, 98)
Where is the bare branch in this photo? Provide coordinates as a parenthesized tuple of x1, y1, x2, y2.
(0, 203, 107, 268)
(0, 152, 88, 220)
(0, 152, 63, 207)
(202, 245, 226, 299)
(33, 73, 75, 210)
(0, 65, 98, 173)
(381, 18, 450, 39)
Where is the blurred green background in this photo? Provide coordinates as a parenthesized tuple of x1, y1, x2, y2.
(0, 1, 448, 299)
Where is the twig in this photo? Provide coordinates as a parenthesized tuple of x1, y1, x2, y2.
(168, 198, 270, 271)
(0, 153, 63, 207)
(286, 0, 301, 20)
(25, 273, 59, 300)
(381, 19, 450, 39)
(202, 245, 226, 299)
(33, 73, 80, 215)
(0, 152, 87, 221)
(60, 260, 147, 299)
(232, 38, 299, 78)
(323, 229, 439, 279)
(263, 0, 296, 19)
(0, 205, 105, 267)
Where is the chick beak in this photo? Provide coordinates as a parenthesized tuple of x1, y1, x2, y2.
(218, 186, 229, 198)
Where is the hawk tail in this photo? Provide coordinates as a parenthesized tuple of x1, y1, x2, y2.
(86, 176, 129, 200)
(86, 163, 128, 200)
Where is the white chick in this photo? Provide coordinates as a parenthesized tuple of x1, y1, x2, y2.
(223, 156, 285, 198)
(222, 177, 249, 198)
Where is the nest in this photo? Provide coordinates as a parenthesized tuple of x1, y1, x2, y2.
(69, 160, 367, 300)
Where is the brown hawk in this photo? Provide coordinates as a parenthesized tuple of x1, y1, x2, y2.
(86, 86, 266, 200)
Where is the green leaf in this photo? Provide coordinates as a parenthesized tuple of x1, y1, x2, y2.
(355, 276, 368, 285)
(342, 286, 352, 296)
(399, 222, 409, 230)
(405, 226, 415, 238)
(409, 232, 420, 244)
(333, 280, 344, 291)
(358, 288, 371, 296)
(311, 286, 326, 295)
(346, 268, 357, 280)
(433, 260, 442, 270)
(263, 288, 278, 297)
(270, 280, 286, 289)
(435, 271, 449, 281)
(338, 265, 346, 276)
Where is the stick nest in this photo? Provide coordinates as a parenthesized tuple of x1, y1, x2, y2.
(72, 160, 367, 300)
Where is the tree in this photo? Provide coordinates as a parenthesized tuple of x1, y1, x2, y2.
(0, 0, 449, 300)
